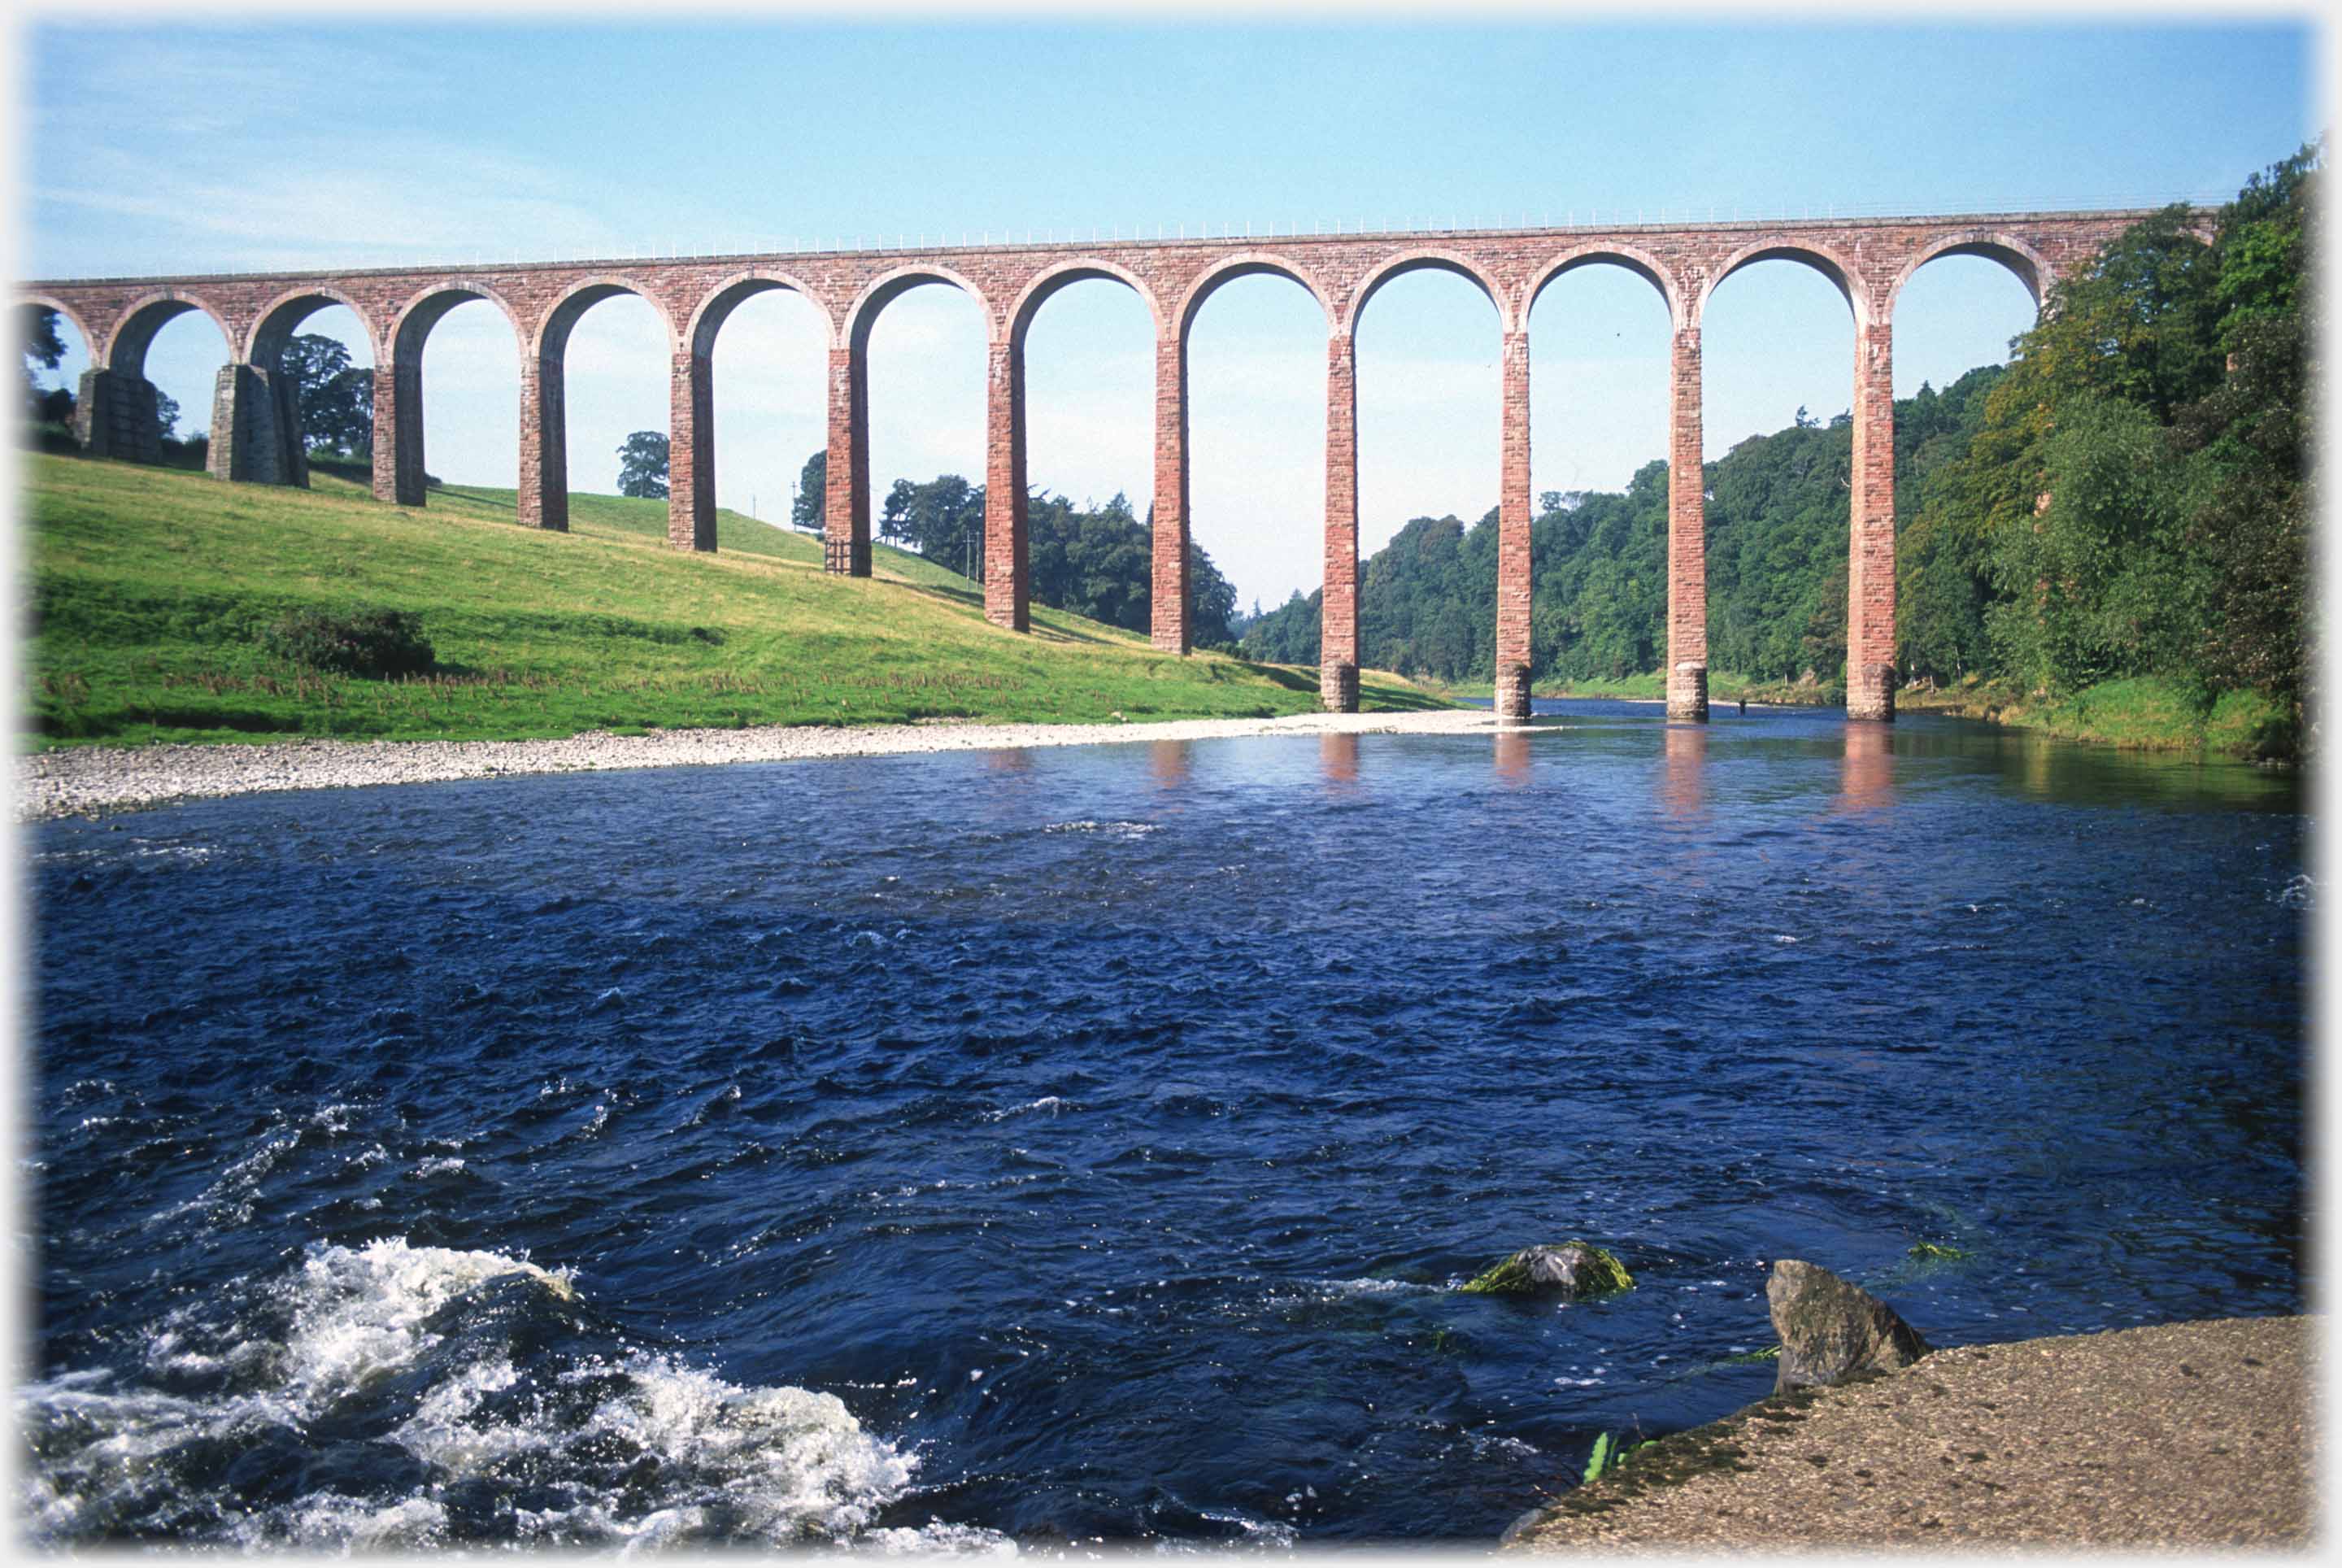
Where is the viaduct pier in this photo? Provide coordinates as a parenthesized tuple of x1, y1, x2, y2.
(24, 208, 2150, 720)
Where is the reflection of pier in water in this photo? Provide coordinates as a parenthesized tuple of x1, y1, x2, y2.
(1493, 729, 1530, 784)
(1320, 732, 1359, 786)
(1838, 721, 1893, 812)
(1148, 738, 1191, 791)
(1661, 722, 1706, 818)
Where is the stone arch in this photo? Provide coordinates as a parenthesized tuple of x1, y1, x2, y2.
(1007, 258, 1164, 347)
(378, 280, 526, 510)
(843, 264, 994, 354)
(22, 294, 97, 367)
(1697, 237, 1872, 330)
(1174, 251, 1335, 341)
(387, 278, 525, 368)
(1887, 230, 2058, 318)
(1343, 248, 1504, 336)
(244, 286, 380, 368)
(686, 270, 835, 359)
(533, 274, 678, 364)
(1521, 242, 1682, 332)
(102, 290, 234, 377)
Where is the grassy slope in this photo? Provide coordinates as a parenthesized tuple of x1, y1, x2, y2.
(24, 453, 1449, 747)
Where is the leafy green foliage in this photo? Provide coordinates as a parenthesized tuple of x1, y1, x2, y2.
(25, 306, 67, 415)
(881, 474, 1240, 646)
(261, 607, 437, 679)
(616, 431, 669, 499)
(1582, 1432, 1652, 1485)
(282, 333, 373, 456)
(793, 448, 826, 532)
(25, 305, 65, 371)
(1926, 142, 2318, 731)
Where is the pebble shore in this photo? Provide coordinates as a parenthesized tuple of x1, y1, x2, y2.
(1507, 1315, 2317, 1551)
(15, 708, 1505, 822)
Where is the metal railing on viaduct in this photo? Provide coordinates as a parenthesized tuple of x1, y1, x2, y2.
(23, 208, 2152, 721)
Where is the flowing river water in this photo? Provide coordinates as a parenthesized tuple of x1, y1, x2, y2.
(22, 702, 2307, 1548)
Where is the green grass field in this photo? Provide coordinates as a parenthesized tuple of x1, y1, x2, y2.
(21, 452, 1451, 747)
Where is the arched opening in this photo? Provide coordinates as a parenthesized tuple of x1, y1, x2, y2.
(1350, 263, 1501, 691)
(701, 282, 829, 551)
(241, 295, 376, 489)
(101, 298, 230, 469)
(22, 303, 90, 454)
(1185, 270, 1327, 669)
(398, 291, 520, 513)
(1891, 251, 2039, 398)
(856, 278, 986, 582)
(1697, 255, 1860, 691)
(1016, 272, 1160, 635)
(1524, 261, 1673, 693)
(546, 288, 671, 534)
(1888, 251, 2043, 689)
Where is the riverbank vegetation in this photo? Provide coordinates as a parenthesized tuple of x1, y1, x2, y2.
(1243, 149, 2316, 760)
(20, 454, 1446, 747)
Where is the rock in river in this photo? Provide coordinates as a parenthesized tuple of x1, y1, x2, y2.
(1766, 1258, 1930, 1392)
(1460, 1243, 1634, 1299)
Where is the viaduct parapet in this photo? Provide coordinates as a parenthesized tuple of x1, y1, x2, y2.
(23, 209, 2153, 721)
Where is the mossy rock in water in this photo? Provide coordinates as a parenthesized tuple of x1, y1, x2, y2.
(1459, 1242, 1633, 1298)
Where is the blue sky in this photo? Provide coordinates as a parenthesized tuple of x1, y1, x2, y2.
(21, 12, 2320, 608)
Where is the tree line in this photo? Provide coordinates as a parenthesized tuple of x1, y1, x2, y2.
(774, 451, 1241, 647)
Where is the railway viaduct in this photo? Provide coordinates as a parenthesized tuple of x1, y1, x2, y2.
(22, 208, 2151, 721)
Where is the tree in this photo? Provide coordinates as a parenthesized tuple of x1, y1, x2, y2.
(880, 473, 984, 565)
(793, 449, 827, 532)
(24, 305, 64, 373)
(617, 431, 669, 499)
(281, 333, 372, 455)
(25, 307, 66, 412)
(154, 389, 180, 441)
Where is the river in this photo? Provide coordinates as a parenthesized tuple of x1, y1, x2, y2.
(22, 701, 2307, 1548)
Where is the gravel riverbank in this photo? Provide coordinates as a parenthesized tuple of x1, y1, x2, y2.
(15, 708, 1504, 822)
(1505, 1315, 2318, 1551)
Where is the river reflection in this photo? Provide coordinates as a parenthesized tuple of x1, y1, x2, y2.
(1149, 738, 1191, 791)
(1839, 720, 1894, 812)
(1661, 723, 1706, 818)
(1493, 728, 1531, 784)
(1321, 730, 1360, 785)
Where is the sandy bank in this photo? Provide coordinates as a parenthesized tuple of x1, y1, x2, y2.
(15, 708, 1508, 822)
(1505, 1315, 2318, 1551)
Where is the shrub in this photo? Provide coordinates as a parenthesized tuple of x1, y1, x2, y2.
(262, 608, 436, 678)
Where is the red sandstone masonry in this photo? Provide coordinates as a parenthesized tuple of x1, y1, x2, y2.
(1667, 324, 1709, 721)
(1321, 333, 1360, 712)
(984, 338, 1028, 630)
(1495, 330, 1533, 722)
(1151, 335, 1190, 655)
(25, 211, 2148, 720)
